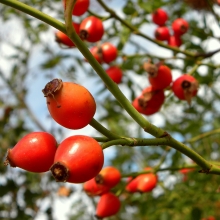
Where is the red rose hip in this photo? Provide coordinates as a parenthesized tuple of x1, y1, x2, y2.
(155, 26, 170, 41)
(132, 86, 165, 116)
(146, 64, 172, 90)
(172, 74, 198, 104)
(50, 135, 104, 183)
(95, 192, 121, 218)
(4, 132, 57, 173)
(172, 18, 189, 36)
(80, 16, 104, 43)
(152, 8, 168, 26)
(106, 66, 123, 84)
(95, 166, 121, 188)
(55, 23, 80, 47)
(63, 0, 90, 16)
(42, 79, 96, 130)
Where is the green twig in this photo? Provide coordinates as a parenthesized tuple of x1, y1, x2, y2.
(89, 118, 120, 139)
(188, 63, 200, 75)
(185, 128, 220, 143)
(2, 0, 220, 176)
(0, 0, 66, 33)
(0, 69, 46, 131)
(97, 0, 195, 57)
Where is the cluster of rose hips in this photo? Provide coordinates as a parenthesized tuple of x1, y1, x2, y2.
(83, 166, 158, 217)
(3, 75, 160, 218)
(4, 78, 109, 217)
(55, 0, 123, 84)
(152, 8, 189, 47)
(132, 61, 199, 116)
(83, 166, 121, 218)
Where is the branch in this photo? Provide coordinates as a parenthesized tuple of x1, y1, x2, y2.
(194, 48, 220, 58)
(0, 69, 46, 131)
(185, 128, 220, 143)
(96, 0, 195, 58)
(89, 118, 121, 139)
(0, 0, 66, 33)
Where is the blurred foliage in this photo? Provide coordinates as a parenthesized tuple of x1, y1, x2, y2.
(0, 0, 220, 219)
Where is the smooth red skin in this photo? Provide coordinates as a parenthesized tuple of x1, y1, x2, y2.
(152, 8, 168, 26)
(83, 178, 110, 196)
(172, 18, 189, 36)
(7, 132, 57, 173)
(101, 42, 118, 63)
(106, 66, 123, 84)
(63, 0, 89, 16)
(55, 23, 80, 47)
(148, 65, 172, 90)
(172, 75, 198, 100)
(90, 46, 102, 64)
(53, 135, 104, 183)
(125, 176, 142, 193)
(137, 173, 158, 192)
(133, 97, 162, 115)
(46, 82, 96, 129)
(155, 26, 170, 41)
(168, 35, 182, 47)
(207, 216, 216, 220)
(97, 166, 121, 188)
(96, 192, 121, 218)
(132, 86, 165, 115)
(79, 16, 104, 43)
(179, 168, 194, 174)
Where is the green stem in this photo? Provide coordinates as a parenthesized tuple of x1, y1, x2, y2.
(92, 137, 110, 142)
(101, 136, 172, 149)
(188, 63, 200, 75)
(0, 0, 66, 33)
(2, 0, 220, 176)
(185, 128, 220, 143)
(64, 0, 165, 138)
(0, 0, 164, 137)
(169, 137, 220, 174)
(97, 0, 195, 57)
(89, 118, 120, 139)
(0, 69, 46, 131)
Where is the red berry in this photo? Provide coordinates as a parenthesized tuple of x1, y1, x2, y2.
(208, 216, 216, 220)
(172, 74, 198, 104)
(83, 178, 110, 196)
(50, 135, 104, 183)
(95, 192, 121, 218)
(132, 86, 165, 115)
(89, 43, 117, 64)
(95, 166, 121, 188)
(4, 132, 57, 173)
(168, 35, 182, 47)
(154, 26, 170, 41)
(63, 0, 90, 16)
(147, 64, 172, 90)
(79, 16, 104, 43)
(90, 46, 103, 64)
(55, 23, 80, 47)
(152, 8, 168, 26)
(172, 18, 189, 36)
(137, 172, 158, 192)
(106, 66, 123, 84)
(179, 168, 194, 174)
(125, 176, 141, 193)
(101, 42, 118, 63)
(42, 79, 96, 130)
